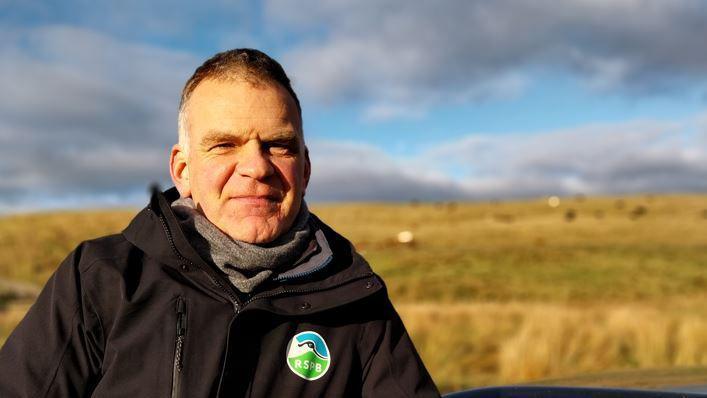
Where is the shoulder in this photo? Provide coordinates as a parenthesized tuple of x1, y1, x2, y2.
(72, 233, 140, 273)
(68, 233, 155, 331)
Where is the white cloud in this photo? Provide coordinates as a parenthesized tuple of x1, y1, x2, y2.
(0, 25, 196, 207)
(269, 0, 707, 116)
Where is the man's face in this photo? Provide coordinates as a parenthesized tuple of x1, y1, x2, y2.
(170, 78, 310, 244)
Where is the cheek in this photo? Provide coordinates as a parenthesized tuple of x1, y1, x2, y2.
(193, 159, 233, 194)
(272, 158, 304, 189)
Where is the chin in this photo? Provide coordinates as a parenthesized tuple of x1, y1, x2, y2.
(224, 221, 281, 244)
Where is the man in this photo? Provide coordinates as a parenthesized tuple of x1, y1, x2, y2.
(0, 48, 440, 397)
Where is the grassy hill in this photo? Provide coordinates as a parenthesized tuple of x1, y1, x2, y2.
(1, 194, 706, 392)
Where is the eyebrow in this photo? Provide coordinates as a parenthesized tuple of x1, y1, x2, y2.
(262, 130, 298, 143)
(199, 131, 244, 148)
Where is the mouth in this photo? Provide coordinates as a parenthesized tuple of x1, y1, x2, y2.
(229, 194, 281, 206)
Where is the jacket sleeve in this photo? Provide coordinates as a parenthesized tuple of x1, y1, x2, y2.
(0, 244, 103, 397)
(360, 295, 441, 398)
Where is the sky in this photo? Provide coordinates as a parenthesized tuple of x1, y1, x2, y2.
(1, 0, 706, 211)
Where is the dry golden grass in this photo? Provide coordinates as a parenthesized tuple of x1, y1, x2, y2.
(399, 301, 707, 392)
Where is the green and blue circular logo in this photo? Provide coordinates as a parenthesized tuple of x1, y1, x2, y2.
(286, 331, 331, 381)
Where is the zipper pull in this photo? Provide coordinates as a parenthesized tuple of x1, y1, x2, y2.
(176, 297, 186, 337)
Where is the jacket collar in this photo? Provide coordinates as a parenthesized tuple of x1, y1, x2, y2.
(122, 186, 383, 315)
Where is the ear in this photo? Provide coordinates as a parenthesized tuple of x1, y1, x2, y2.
(303, 146, 311, 192)
(169, 144, 191, 198)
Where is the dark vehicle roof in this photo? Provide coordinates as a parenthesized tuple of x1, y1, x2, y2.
(445, 386, 707, 398)
(445, 367, 707, 397)
(524, 367, 707, 391)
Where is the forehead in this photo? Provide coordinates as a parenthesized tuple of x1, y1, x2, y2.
(185, 78, 302, 138)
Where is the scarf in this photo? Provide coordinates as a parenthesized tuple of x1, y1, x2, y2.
(171, 197, 313, 293)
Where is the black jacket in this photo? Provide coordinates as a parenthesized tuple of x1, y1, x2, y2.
(0, 187, 440, 397)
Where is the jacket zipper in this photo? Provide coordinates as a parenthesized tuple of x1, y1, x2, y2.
(171, 296, 187, 398)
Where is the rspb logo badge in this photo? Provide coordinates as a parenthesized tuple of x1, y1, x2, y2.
(286, 331, 331, 380)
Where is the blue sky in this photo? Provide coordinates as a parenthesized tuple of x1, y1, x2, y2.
(1, 0, 706, 211)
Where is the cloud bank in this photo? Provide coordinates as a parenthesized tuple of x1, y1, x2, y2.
(307, 117, 707, 201)
(272, 0, 707, 115)
(0, 26, 195, 211)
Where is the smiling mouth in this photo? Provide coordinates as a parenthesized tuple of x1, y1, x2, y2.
(230, 195, 280, 206)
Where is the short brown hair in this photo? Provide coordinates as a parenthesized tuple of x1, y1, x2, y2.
(179, 48, 301, 115)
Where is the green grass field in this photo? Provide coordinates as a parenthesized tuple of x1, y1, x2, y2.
(1, 194, 706, 392)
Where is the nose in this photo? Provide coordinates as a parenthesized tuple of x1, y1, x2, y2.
(235, 140, 274, 180)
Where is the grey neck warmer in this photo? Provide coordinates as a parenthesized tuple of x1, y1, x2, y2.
(171, 197, 313, 293)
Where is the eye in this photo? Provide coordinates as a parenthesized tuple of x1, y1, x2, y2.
(265, 141, 296, 155)
(210, 142, 235, 151)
